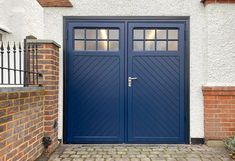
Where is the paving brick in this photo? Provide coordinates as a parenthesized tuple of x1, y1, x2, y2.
(73, 159, 84, 161)
(95, 159, 104, 161)
(49, 145, 233, 161)
(131, 159, 140, 161)
(151, 158, 167, 161)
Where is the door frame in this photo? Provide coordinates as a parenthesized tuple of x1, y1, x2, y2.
(63, 16, 190, 144)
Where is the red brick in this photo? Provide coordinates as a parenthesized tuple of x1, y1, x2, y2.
(19, 104, 29, 111)
(8, 93, 19, 99)
(0, 125, 6, 133)
(0, 116, 12, 124)
(7, 106, 19, 115)
(14, 99, 25, 106)
(0, 109, 6, 116)
(203, 86, 235, 141)
(20, 92, 29, 98)
(6, 149, 17, 160)
(0, 100, 13, 108)
(30, 91, 39, 97)
(0, 93, 7, 101)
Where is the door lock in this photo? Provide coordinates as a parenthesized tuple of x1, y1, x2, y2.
(128, 77, 137, 87)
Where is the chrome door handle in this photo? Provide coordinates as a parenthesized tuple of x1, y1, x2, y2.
(128, 77, 137, 87)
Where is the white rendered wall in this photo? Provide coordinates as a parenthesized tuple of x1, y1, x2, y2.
(0, 0, 44, 42)
(205, 4, 235, 86)
(43, 0, 207, 140)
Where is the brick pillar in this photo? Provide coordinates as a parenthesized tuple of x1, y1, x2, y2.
(36, 40, 60, 153)
(202, 86, 235, 141)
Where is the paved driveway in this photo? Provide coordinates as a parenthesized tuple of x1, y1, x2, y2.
(49, 144, 232, 161)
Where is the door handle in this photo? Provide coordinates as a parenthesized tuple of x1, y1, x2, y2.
(128, 77, 137, 87)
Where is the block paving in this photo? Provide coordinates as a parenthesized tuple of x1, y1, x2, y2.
(49, 144, 233, 161)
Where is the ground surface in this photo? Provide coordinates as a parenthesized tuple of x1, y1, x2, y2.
(48, 144, 233, 161)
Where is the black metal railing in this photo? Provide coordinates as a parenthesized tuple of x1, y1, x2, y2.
(0, 39, 41, 86)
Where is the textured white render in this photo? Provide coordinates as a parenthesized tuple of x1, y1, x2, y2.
(0, 0, 44, 42)
(43, 0, 207, 140)
(205, 4, 235, 86)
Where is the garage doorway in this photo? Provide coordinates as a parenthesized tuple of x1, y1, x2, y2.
(64, 17, 189, 144)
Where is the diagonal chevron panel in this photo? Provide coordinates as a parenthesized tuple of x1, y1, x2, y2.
(70, 55, 122, 138)
(131, 56, 181, 138)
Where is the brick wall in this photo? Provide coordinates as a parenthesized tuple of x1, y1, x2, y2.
(203, 86, 235, 140)
(0, 88, 45, 161)
(0, 40, 60, 161)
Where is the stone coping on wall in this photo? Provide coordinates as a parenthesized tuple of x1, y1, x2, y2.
(26, 39, 61, 48)
(202, 86, 235, 95)
(0, 86, 44, 93)
(202, 86, 235, 91)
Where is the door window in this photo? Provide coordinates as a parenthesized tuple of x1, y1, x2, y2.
(133, 28, 179, 51)
(74, 28, 120, 51)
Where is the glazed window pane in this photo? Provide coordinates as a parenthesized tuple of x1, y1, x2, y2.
(168, 30, 178, 40)
(109, 30, 119, 39)
(168, 41, 178, 51)
(157, 41, 167, 51)
(145, 41, 155, 51)
(133, 41, 144, 51)
(74, 29, 85, 39)
(86, 41, 96, 50)
(109, 41, 119, 51)
(145, 30, 155, 40)
(134, 30, 144, 39)
(86, 29, 96, 39)
(156, 30, 167, 39)
(98, 29, 108, 39)
(98, 41, 108, 51)
(74, 40, 84, 51)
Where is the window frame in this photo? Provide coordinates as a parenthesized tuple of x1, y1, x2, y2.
(73, 28, 120, 52)
(132, 28, 179, 52)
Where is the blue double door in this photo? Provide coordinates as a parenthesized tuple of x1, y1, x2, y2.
(66, 20, 187, 143)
